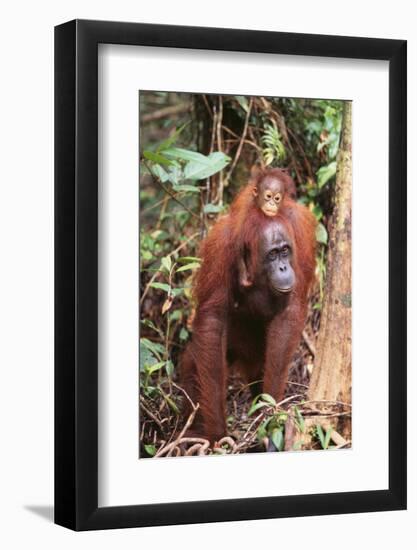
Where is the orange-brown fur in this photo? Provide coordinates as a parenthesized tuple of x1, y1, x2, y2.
(181, 169, 316, 443)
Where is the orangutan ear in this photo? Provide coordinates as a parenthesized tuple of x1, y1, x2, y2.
(252, 186, 258, 197)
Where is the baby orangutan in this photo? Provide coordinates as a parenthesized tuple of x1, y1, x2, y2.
(251, 167, 296, 217)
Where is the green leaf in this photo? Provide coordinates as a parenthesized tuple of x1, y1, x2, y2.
(172, 184, 201, 194)
(312, 204, 323, 221)
(149, 163, 170, 182)
(294, 406, 306, 433)
(165, 360, 174, 377)
(140, 319, 161, 335)
(140, 338, 165, 358)
(316, 424, 325, 448)
(143, 150, 173, 166)
(164, 147, 208, 163)
(316, 222, 328, 245)
(160, 256, 172, 273)
(144, 444, 156, 457)
(149, 282, 171, 293)
(150, 229, 170, 241)
(184, 152, 231, 180)
(259, 393, 277, 406)
(256, 419, 268, 440)
(169, 309, 182, 321)
(179, 327, 189, 341)
(166, 165, 182, 186)
(248, 401, 270, 417)
(164, 395, 180, 415)
(171, 288, 184, 297)
(176, 262, 200, 273)
(203, 203, 224, 214)
(157, 123, 188, 152)
(317, 161, 337, 188)
(139, 341, 157, 372)
(323, 427, 333, 450)
(147, 361, 167, 375)
(292, 441, 302, 451)
(177, 256, 201, 264)
(271, 428, 284, 451)
(235, 95, 249, 112)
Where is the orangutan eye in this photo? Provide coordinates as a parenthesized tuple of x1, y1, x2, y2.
(280, 245, 290, 257)
(274, 193, 282, 203)
(264, 190, 273, 200)
(268, 249, 279, 261)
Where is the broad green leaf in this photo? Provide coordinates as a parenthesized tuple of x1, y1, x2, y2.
(144, 444, 156, 457)
(139, 341, 157, 372)
(172, 184, 201, 194)
(179, 327, 189, 341)
(169, 309, 182, 321)
(149, 282, 171, 293)
(165, 360, 174, 377)
(235, 95, 249, 112)
(171, 288, 184, 297)
(150, 163, 169, 183)
(323, 427, 333, 450)
(271, 428, 284, 451)
(316, 222, 328, 245)
(312, 204, 323, 221)
(160, 255, 172, 273)
(248, 401, 270, 417)
(166, 165, 182, 186)
(203, 203, 224, 214)
(147, 361, 167, 375)
(140, 338, 165, 358)
(163, 147, 207, 162)
(176, 262, 200, 273)
(184, 152, 231, 180)
(143, 150, 172, 166)
(151, 229, 169, 241)
(317, 161, 337, 188)
(259, 393, 277, 406)
(177, 256, 201, 264)
(277, 412, 288, 423)
(256, 421, 268, 441)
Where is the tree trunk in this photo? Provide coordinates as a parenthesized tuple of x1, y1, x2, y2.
(307, 101, 352, 438)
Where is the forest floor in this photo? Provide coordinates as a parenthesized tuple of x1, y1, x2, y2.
(139, 285, 351, 458)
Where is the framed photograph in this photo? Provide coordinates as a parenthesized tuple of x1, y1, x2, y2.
(55, 19, 406, 531)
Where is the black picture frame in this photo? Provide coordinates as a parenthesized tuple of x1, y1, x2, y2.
(55, 19, 407, 531)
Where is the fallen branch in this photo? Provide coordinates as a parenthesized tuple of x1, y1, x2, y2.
(155, 404, 200, 457)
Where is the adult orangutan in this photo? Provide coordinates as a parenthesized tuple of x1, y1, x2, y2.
(181, 168, 317, 444)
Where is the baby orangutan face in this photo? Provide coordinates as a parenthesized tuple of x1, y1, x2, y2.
(252, 175, 285, 217)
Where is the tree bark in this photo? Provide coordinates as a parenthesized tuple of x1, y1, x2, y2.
(307, 102, 352, 437)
